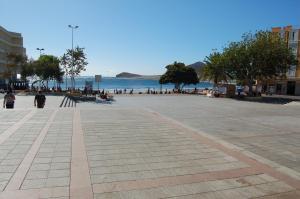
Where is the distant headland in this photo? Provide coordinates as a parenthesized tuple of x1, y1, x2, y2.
(116, 72, 160, 80)
(116, 72, 142, 78)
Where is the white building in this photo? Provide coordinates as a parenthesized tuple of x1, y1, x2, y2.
(0, 25, 26, 88)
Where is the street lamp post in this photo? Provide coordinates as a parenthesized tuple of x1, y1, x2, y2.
(36, 48, 44, 57)
(68, 25, 79, 90)
(36, 48, 44, 90)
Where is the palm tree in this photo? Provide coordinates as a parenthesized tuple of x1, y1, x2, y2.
(203, 52, 228, 87)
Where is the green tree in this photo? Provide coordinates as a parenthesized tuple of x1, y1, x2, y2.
(159, 62, 199, 90)
(20, 59, 35, 80)
(224, 31, 297, 95)
(34, 55, 64, 89)
(63, 46, 88, 89)
(203, 52, 230, 86)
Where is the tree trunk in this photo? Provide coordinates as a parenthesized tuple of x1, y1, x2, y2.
(247, 80, 253, 96)
(70, 76, 75, 91)
(65, 75, 68, 91)
(73, 77, 76, 90)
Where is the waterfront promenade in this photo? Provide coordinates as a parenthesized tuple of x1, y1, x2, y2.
(0, 95, 299, 198)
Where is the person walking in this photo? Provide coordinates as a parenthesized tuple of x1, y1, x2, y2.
(3, 91, 15, 109)
(34, 91, 46, 108)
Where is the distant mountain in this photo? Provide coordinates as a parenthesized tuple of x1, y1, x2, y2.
(187, 61, 205, 77)
(116, 72, 161, 80)
(116, 72, 142, 78)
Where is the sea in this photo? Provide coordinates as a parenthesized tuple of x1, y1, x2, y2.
(47, 76, 213, 92)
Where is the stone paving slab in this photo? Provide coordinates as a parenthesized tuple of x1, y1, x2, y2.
(0, 95, 299, 198)
(93, 175, 295, 199)
(0, 110, 52, 192)
(20, 110, 72, 191)
(116, 95, 300, 174)
(81, 109, 249, 186)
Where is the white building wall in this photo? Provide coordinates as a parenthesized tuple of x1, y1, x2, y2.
(0, 26, 26, 79)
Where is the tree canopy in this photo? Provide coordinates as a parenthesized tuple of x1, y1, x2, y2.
(20, 59, 35, 80)
(62, 46, 88, 88)
(202, 30, 298, 95)
(203, 52, 230, 86)
(36, 55, 63, 82)
(159, 62, 199, 90)
(19, 47, 88, 90)
(21, 55, 64, 88)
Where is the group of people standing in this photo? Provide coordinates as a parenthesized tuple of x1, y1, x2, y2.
(3, 90, 46, 109)
(114, 89, 134, 94)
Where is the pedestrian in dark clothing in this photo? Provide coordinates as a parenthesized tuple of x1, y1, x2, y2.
(83, 86, 87, 96)
(34, 91, 46, 108)
(3, 91, 15, 109)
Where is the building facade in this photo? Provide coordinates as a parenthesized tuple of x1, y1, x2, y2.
(0, 25, 26, 88)
(271, 25, 300, 95)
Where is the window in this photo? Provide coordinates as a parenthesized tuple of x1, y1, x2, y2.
(287, 65, 296, 77)
(292, 32, 295, 41)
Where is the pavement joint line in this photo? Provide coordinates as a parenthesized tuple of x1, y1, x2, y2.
(86, 150, 222, 158)
(4, 109, 58, 191)
(1, 108, 40, 111)
(0, 186, 69, 199)
(225, 115, 300, 134)
(142, 108, 300, 190)
(92, 167, 261, 194)
(87, 151, 223, 159)
(160, 184, 295, 199)
(87, 155, 227, 168)
(85, 144, 218, 152)
(70, 108, 93, 199)
(0, 109, 36, 145)
(89, 161, 241, 176)
(228, 131, 298, 139)
(88, 157, 237, 172)
(252, 190, 300, 199)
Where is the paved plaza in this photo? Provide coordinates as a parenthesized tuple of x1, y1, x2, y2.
(0, 95, 299, 198)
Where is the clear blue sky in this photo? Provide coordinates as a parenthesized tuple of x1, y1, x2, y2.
(1, 0, 299, 76)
